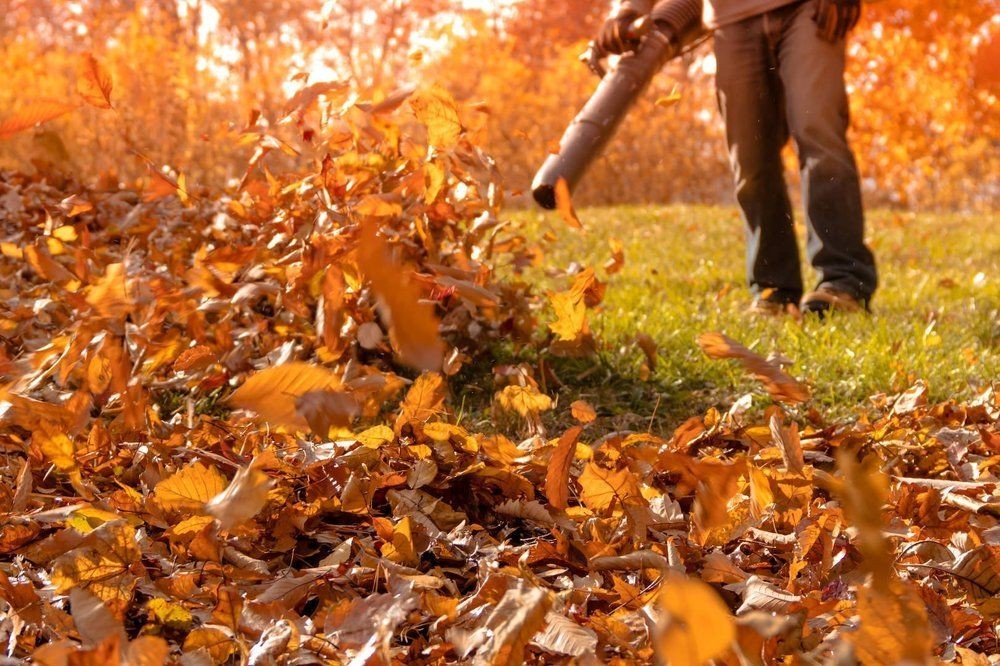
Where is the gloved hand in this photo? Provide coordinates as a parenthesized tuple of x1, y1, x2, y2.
(813, 0, 861, 42)
(597, 10, 642, 55)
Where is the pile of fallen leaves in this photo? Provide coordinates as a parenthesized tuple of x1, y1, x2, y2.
(2, 66, 1000, 664)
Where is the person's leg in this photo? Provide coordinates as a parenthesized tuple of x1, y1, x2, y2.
(775, 0, 877, 303)
(714, 15, 802, 305)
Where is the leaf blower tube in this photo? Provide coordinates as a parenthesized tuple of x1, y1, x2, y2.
(531, 0, 705, 209)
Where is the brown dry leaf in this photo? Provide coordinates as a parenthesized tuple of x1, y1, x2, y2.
(545, 425, 583, 510)
(532, 613, 598, 658)
(476, 585, 552, 666)
(183, 626, 238, 663)
(697, 332, 811, 403)
(770, 414, 804, 473)
(295, 389, 360, 437)
(228, 362, 343, 430)
(553, 178, 583, 230)
(357, 222, 444, 371)
(570, 400, 596, 424)
(60, 194, 94, 217)
(153, 462, 227, 515)
(946, 545, 1000, 599)
(656, 575, 736, 666)
(635, 332, 658, 370)
(77, 53, 114, 109)
(0, 99, 79, 139)
(70, 588, 125, 648)
(205, 459, 273, 530)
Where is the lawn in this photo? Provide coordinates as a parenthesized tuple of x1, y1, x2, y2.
(503, 205, 999, 431)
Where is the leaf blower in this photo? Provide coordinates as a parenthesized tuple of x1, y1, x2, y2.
(531, 0, 706, 209)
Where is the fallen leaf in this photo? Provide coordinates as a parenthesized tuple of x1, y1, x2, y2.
(697, 332, 810, 403)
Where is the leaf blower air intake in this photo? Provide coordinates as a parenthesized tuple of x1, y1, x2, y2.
(531, 0, 705, 209)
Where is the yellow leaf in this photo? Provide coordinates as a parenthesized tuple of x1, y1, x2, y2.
(496, 384, 552, 419)
(381, 516, 419, 567)
(228, 362, 343, 430)
(655, 576, 735, 666)
(67, 507, 131, 533)
(205, 460, 273, 530)
(147, 598, 194, 630)
(77, 52, 114, 109)
(166, 515, 215, 542)
(410, 85, 462, 149)
(153, 462, 227, 515)
(356, 424, 395, 448)
(655, 85, 682, 108)
(37, 427, 76, 472)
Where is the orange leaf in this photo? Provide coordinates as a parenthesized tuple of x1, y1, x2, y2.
(357, 223, 443, 371)
(0, 99, 78, 140)
(77, 52, 114, 109)
(545, 426, 582, 510)
(228, 362, 344, 430)
(655, 575, 735, 665)
(554, 177, 583, 230)
(570, 400, 597, 424)
(410, 85, 462, 149)
(696, 332, 810, 403)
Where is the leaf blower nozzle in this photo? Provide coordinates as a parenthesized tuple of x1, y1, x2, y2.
(531, 0, 704, 210)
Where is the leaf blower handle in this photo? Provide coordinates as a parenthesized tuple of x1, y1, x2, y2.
(581, 16, 651, 78)
(532, 0, 705, 210)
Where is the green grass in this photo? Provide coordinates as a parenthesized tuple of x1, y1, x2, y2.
(498, 205, 999, 432)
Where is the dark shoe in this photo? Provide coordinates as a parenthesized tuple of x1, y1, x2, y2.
(748, 290, 800, 317)
(800, 286, 865, 318)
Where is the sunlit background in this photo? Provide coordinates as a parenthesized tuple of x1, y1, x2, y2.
(0, 0, 996, 209)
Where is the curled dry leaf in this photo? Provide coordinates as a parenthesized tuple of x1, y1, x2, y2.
(545, 425, 582, 510)
(205, 459, 273, 531)
(553, 177, 583, 230)
(697, 332, 811, 404)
